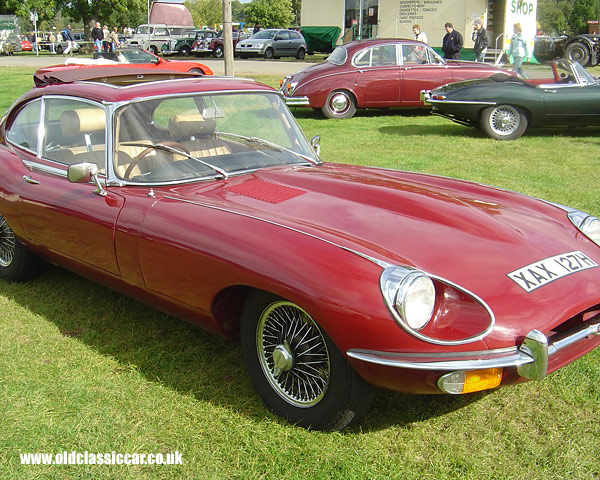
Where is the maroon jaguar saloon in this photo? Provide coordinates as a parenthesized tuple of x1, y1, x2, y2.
(280, 38, 511, 118)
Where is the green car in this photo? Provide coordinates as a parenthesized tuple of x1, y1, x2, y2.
(422, 59, 600, 140)
(162, 30, 218, 57)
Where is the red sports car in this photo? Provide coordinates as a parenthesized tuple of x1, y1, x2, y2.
(280, 38, 511, 118)
(1, 68, 599, 430)
(35, 47, 213, 76)
(20, 37, 33, 51)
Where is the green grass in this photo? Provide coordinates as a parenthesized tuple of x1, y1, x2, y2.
(1, 68, 600, 479)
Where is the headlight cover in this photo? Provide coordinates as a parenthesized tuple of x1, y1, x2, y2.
(568, 209, 600, 246)
(380, 266, 494, 345)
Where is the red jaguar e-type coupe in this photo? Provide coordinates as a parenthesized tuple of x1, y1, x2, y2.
(1, 68, 599, 430)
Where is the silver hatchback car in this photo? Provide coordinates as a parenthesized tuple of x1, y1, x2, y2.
(236, 29, 307, 59)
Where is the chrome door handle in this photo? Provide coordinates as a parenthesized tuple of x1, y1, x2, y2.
(23, 175, 40, 185)
(544, 89, 557, 93)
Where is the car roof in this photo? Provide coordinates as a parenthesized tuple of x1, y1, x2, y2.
(27, 69, 276, 104)
(342, 38, 424, 51)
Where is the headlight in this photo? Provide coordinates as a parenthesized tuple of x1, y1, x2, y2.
(396, 272, 435, 330)
(567, 209, 600, 246)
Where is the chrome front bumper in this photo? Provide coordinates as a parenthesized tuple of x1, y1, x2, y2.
(347, 319, 600, 382)
(282, 96, 310, 107)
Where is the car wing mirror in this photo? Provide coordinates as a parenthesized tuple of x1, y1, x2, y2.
(310, 135, 321, 157)
(68, 162, 107, 196)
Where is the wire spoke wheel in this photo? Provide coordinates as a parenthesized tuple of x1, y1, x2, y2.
(0, 214, 16, 267)
(257, 301, 330, 407)
(489, 105, 520, 135)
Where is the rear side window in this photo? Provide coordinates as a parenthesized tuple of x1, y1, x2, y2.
(6, 99, 41, 153)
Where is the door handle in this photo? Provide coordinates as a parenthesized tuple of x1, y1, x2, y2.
(23, 175, 40, 185)
(544, 89, 557, 93)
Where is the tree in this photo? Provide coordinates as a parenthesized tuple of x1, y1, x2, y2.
(186, 0, 222, 28)
(244, 0, 294, 29)
(60, 0, 145, 39)
(231, 0, 246, 23)
(538, 0, 571, 34)
(569, 0, 599, 33)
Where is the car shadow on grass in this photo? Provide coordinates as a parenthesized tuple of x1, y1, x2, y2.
(2, 265, 486, 433)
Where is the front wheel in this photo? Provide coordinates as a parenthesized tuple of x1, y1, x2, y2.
(213, 45, 223, 58)
(480, 105, 528, 140)
(240, 291, 374, 430)
(179, 45, 191, 56)
(149, 45, 158, 55)
(0, 214, 39, 282)
(264, 47, 274, 59)
(565, 41, 590, 66)
(322, 90, 357, 119)
(55, 44, 63, 54)
(188, 68, 204, 75)
(296, 48, 305, 60)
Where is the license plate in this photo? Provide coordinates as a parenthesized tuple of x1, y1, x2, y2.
(507, 250, 598, 293)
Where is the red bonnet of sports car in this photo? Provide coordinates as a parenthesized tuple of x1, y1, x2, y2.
(167, 163, 600, 349)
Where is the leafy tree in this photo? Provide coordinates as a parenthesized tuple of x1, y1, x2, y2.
(538, 0, 571, 34)
(244, 0, 294, 28)
(2, 0, 59, 26)
(569, 0, 599, 33)
(231, 0, 246, 23)
(186, 0, 222, 28)
(60, 0, 145, 39)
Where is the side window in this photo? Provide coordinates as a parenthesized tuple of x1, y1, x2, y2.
(155, 28, 168, 37)
(42, 98, 106, 171)
(276, 31, 290, 41)
(353, 48, 372, 67)
(291, 31, 301, 40)
(372, 45, 397, 66)
(6, 99, 41, 153)
(402, 44, 427, 65)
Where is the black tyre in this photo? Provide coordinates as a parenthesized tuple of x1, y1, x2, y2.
(480, 104, 528, 140)
(240, 291, 374, 431)
(321, 90, 357, 119)
(296, 48, 306, 60)
(179, 45, 191, 56)
(188, 68, 204, 75)
(213, 45, 223, 58)
(264, 47, 274, 59)
(55, 44, 63, 54)
(0, 214, 39, 282)
(565, 41, 590, 66)
(239, 54, 248, 59)
(149, 45, 158, 55)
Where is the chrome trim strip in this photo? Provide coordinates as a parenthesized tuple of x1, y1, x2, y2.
(22, 159, 67, 177)
(162, 194, 390, 268)
(427, 99, 497, 105)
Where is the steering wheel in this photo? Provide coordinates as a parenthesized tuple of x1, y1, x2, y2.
(124, 141, 191, 179)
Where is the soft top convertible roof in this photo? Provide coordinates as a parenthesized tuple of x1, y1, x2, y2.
(33, 66, 202, 87)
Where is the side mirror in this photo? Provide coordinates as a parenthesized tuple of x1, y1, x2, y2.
(310, 135, 321, 157)
(68, 162, 107, 196)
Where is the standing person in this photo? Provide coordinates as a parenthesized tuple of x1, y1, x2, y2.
(507, 23, 529, 78)
(102, 25, 110, 52)
(91, 22, 103, 52)
(253, 23, 260, 35)
(472, 19, 489, 62)
(63, 25, 74, 55)
(442, 22, 463, 59)
(412, 24, 427, 44)
(49, 32, 56, 53)
(110, 27, 119, 51)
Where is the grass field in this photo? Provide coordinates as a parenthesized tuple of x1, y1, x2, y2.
(1, 67, 600, 479)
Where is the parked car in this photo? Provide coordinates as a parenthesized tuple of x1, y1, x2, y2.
(192, 30, 248, 58)
(35, 48, 213, 76)
(236, 29, 307, 59)
(128, 24, 190, 55)
(422, 59, 599, 140)
(3, 67, 600, 431)
(162, 29, 218, 56)
(280, 38, 510, 119)
(20, 35, 33, 51)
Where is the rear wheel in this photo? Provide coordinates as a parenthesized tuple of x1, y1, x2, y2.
(55, 44, 63, 54)
(296, 48, 306, 60)
(240, 291, 374, 430)
(565, 41, 590, 66)
(149, 45, 158, 55)
(213, 45, 223, 58)
(0, 214, 39, 282)
(264, 47, 274, 59)
(480, 105, 528, 140)
(188, 68, 204, 75)
(322, 90, 357, 119)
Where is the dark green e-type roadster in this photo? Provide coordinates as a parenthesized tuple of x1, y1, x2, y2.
(422, 59, 599, 140)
